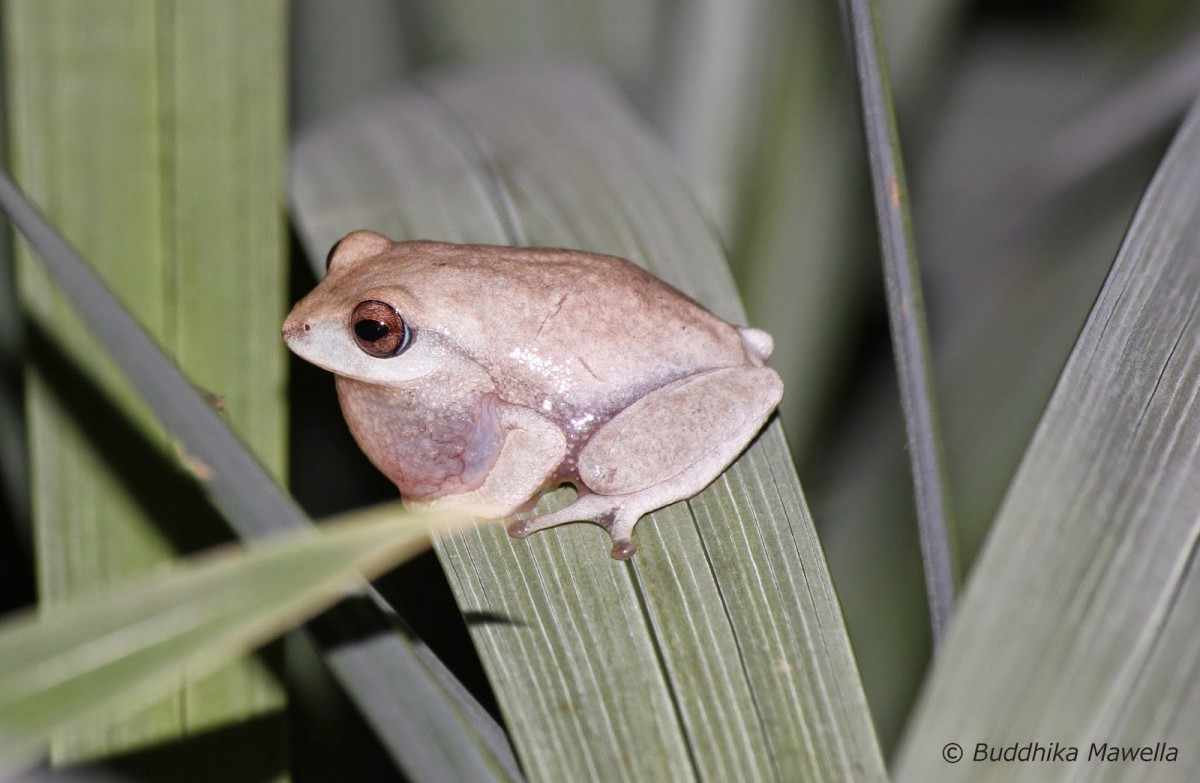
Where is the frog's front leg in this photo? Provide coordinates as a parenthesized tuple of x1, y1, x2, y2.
(409, 404, 566, 518)
(508, 366, 783, 559)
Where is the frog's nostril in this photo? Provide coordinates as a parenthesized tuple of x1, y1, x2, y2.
(282, 321, 311, 340)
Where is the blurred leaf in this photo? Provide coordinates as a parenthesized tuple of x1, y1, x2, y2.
(0, 507, 455, 779)
(0, 164, 26, 614)
(1023, 23, 1200, 199)
(728, 0, 970, 458)
(415, 0, 660, 95)
(290, 0, 413, 128)
(815, 33, 1151, 751)
(653, 0, 777, 232)
(910, 32, 1150, 563)
(729, 8, 867, 455)
(895, 94, 1200, 782)
(292, 63, 886, 782)
(1094, 0, 1195, 41)
(880, 0, 968, 102)
(10, 770, 128, 783)
(0, 133, 21, 537)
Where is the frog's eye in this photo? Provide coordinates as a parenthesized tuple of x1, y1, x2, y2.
(350, 300, 411, 358)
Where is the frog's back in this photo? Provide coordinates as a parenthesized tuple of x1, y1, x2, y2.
(391, 241, 757, 406)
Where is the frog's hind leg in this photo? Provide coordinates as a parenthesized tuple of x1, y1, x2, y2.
(510, 366, 783, 560)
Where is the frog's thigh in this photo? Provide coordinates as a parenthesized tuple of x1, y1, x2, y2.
(578, 366, 783, 497)
(421, 405, 565, 518)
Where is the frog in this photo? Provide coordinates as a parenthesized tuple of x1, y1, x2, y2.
(283, 230, 783, 559)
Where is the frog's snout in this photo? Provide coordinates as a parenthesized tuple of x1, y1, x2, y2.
(281, 315, 312, 344)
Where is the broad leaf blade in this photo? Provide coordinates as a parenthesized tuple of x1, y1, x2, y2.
(292, 63, 886, 782)
(894, 96, 1200, 782)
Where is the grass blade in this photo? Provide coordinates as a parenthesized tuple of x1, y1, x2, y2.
(840, 0, 959, 640)
(895, 94, 1200, 782)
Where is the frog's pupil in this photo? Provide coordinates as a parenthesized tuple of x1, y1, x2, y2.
(355, 319, 389, 342)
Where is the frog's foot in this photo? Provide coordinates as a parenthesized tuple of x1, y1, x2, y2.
(507, 493, 642, 559)
(503, 479, 704, 560)
(503, 481, 694, 561)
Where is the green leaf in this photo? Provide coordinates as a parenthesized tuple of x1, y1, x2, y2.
(6, 0, 290, 761)
(0, 506, 456, 779)
(292, 63, 886, 781)
(894, 95, 1200, 782)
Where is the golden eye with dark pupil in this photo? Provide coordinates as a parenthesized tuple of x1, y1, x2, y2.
(350, 300, 410, 357)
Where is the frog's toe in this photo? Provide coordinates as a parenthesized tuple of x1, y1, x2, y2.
(506, 518, 536, 539)
(603, 509, 642, 560)
(610, 538, 637, 560)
